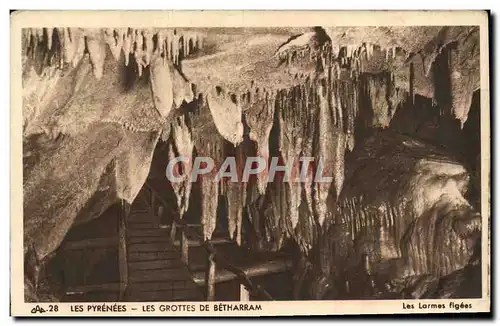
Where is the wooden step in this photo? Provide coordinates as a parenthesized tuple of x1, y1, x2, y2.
(128, 212, 155, 221)
(126, 222, 159, 229)
(127, 229, 171, 237)
(128, 259, 184, 271)
(128, 236, 171, 244)
(129, 268, 193, 283)
(128, 243, 176, 253)
(130, 207, 150, 213)
(125, 288, 202, 301)
(127, 280, 198, 292)
(130, 205, 150, 213)
(129, 251, 180, 262)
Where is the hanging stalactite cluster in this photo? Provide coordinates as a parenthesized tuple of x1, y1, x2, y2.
(23, 27, 204, 79)
(158, 34, 414, 253)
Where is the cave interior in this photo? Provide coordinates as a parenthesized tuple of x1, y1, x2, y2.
(22, 26, 483, 302)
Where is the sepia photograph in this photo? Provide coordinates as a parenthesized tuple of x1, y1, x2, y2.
(10, 10, 491, 316)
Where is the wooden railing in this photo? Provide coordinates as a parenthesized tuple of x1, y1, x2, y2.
(143, 181, 279, 301)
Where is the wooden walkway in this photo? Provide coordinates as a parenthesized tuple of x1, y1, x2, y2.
(62, 184, 291, 302)
(123, 194, 203, 301)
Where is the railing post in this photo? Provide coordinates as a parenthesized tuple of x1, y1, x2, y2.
(170, 221, 177, 242)
(151, 192, 155, 216)
(180, 229, 189, 265)
(239, 284, 250, 301)
(205, 252, 216, 301)
(118, 199, 129, 300)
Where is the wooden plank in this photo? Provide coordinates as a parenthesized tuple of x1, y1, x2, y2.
(129, 251, 181, 262)
(128, 259, 184, 271)
(128, 243, 176, 252)
(118, 200, 130, 300)
(128, 236, 170, 244)
(129, 268, 193, 283)
(205, 252, 216, 301)
(126, 288, 202, 301)
(62, 237, 117, 250)
(127, 280, 197, 292)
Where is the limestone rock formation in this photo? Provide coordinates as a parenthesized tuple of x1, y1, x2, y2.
(21, 26, 483, 301)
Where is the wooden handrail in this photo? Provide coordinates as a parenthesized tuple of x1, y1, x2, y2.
(191, 258, 292, 285)
(144, 181, 274, 300)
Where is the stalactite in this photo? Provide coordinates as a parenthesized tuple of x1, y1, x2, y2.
(206, 86, 243, 146)
(277, 87, 303, 231)
(169, 115, 194, 218)
(301, 82, 316, 221)
(245, 88, 276, 195)
(23, 27, 205, 81)
(362, 72, 396, 128)
(313, 80, 335, 226)
(226, 145, 247, 245)
(200, 175, 219, 240)
(269, 178, 289, 250)
(149, 56, 174, 118)
(85, 33, 107, 80)
(104, 28, 124, 62)
(189, 96, 225, 240)
(171, 64, 195, 108)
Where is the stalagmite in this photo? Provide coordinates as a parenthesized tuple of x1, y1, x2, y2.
(149, 56, 174, 118)
(206, 86, 244, 146)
